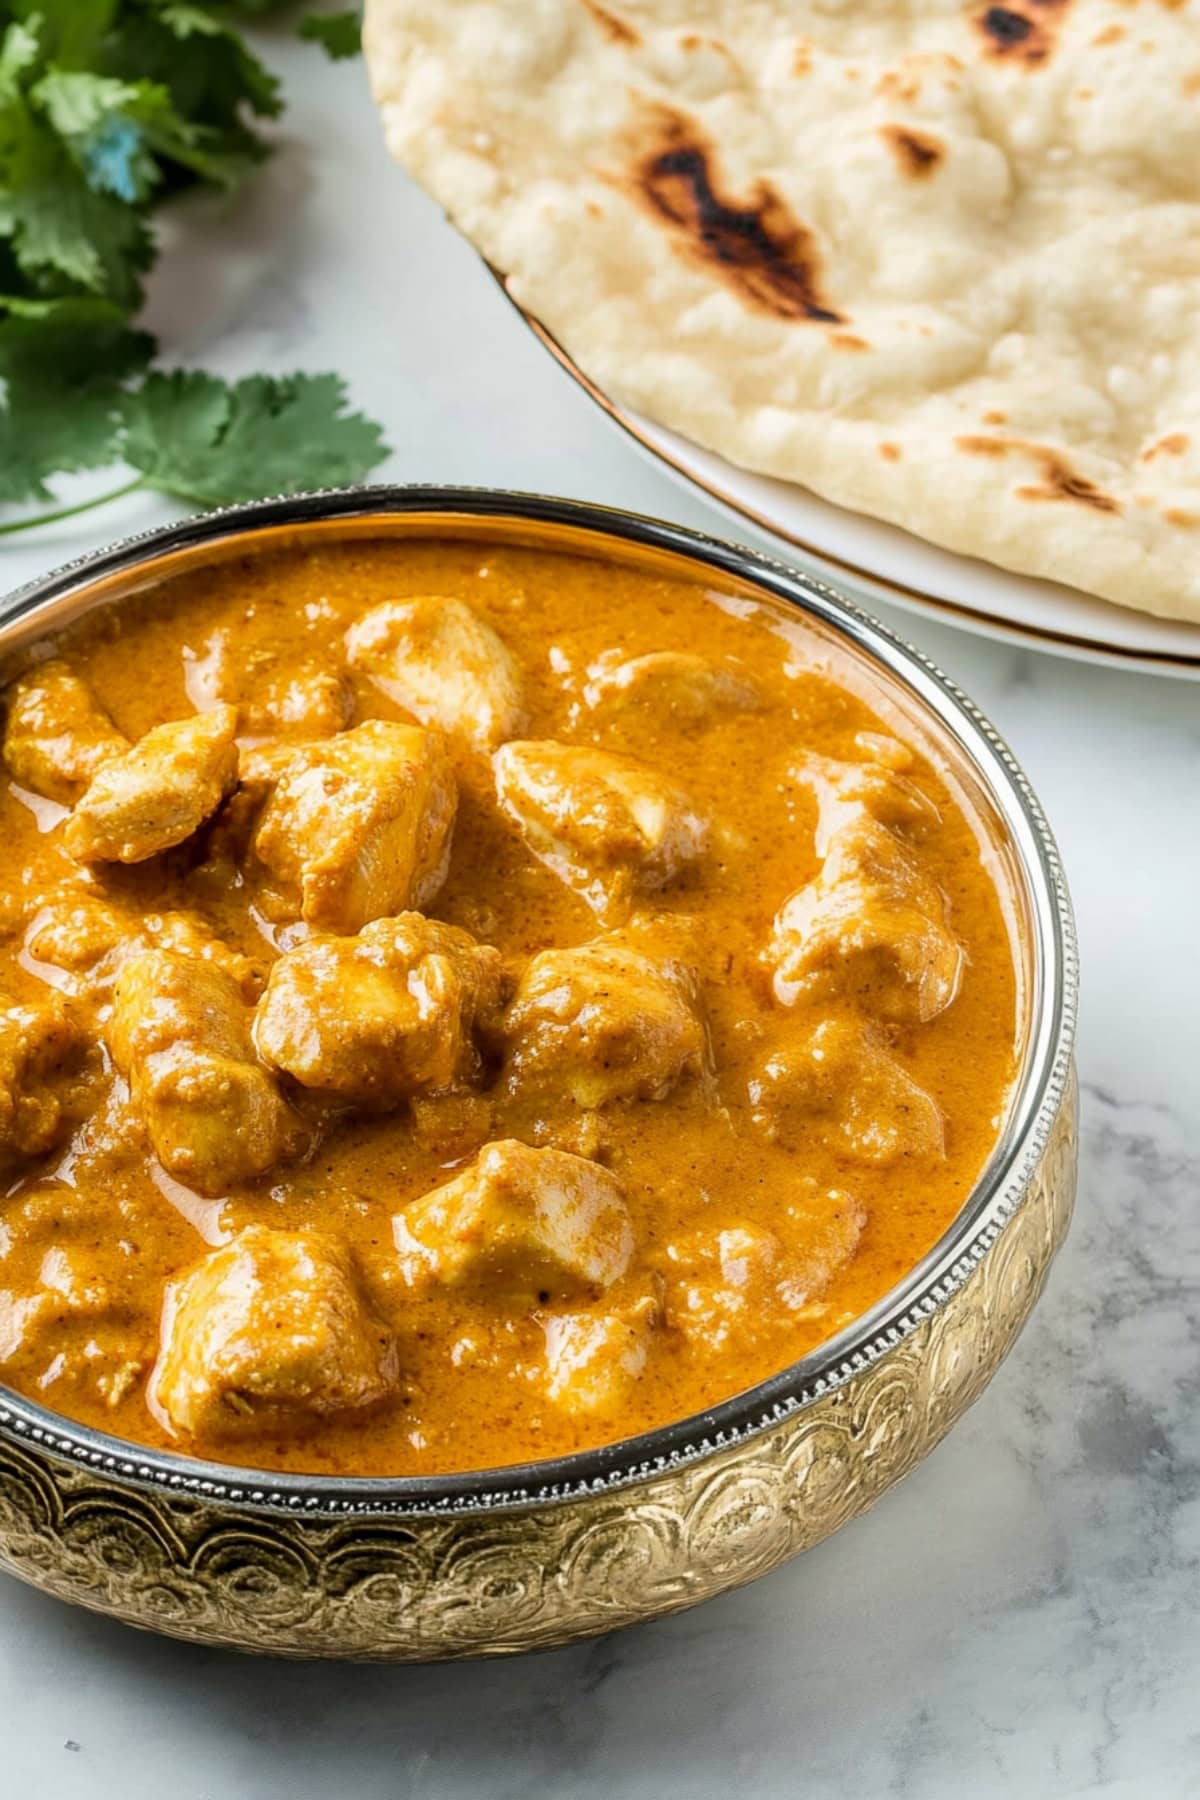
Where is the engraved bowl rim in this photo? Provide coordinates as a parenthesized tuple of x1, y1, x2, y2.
(0, 485, 1078, 1517)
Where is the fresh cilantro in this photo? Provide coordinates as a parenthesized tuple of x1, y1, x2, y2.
(0, 291, 154, 395)
(0, 294, 153, 501)
(0, 366, 389, 531)
(111, 5, 283, 188)
(118, 368, 233, 496)
(0, 15, 38, 88)
(299, 11, 361, 60)
(0, 140, 156, 303)
(120, 370, 389, 505)
(0, 21, 148, 302)
(0, 4, 391, 534)
(7, 3, 118, 73)
(34, 72, 171, 204)
(0, 5, 281, 300)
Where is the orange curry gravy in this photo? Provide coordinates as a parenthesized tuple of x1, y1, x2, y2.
(0, 533, 1018, 1475)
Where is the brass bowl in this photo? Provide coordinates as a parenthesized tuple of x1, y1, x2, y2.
(0, 488, 1078, 1660)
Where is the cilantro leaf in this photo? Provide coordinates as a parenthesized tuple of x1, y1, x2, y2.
(0, 8, 391, 533)
(0, 291, 154, 384)
(0, 294, 153, 501)
(299, 11, 362, 60)
(0, 382, 121, 503)
(117, 367, 232, 494)
(5, 4, 120, 73)
(33, 70, 179, 204)
(0, 5, 283, 285)
(0, 131, 155, 302)
(119, 5, 282, 128)
(65, 6, 284, 195)
(119, 369, 389, 505)
(0, 25, 156, 302)
(0, 17, 41, 91)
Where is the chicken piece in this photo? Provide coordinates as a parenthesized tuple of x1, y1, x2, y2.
(794, 745, 939, 855)
(0, 1184, 149, 1408)
(503, 930, 710, 1107)
(0, 887, 30, 939)
(666, 1223, 781, 1351)
(494, 740, 709, 919)
(26, 896, 261, 1004)
(107, 949, 307, 1196)
(542, 1293, 659, 1416)
(141, 912, 264, 1002)
(252, 721, 457, 933)
(664, 1198, 864, 1350)
(240, 664, 354, 738)
(2, 661, 129, 804)
(231, 738, 305, 802)
(0, 989, 86, 1169)
(395, 1139, 633, 1303)
(767, 819, 963, 1024)
(151, 1225, 398, 1441)
(186, 624, 355, 739)
(25, 893, 130, 976)
(748, 1017, 944, 1165)
(583, 650, 761, 727)
(346, 595, 524, 752)
(195, 739, 301, 876)
(64, 704, 239, 864)
(255, 914, 505, 1104)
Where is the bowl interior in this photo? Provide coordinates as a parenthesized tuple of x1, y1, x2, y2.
(0, 490, 1072, 1507)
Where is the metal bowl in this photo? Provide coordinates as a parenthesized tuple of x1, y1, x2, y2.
(0, 488, 1078, 1660)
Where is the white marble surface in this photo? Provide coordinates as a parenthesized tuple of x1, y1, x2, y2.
(2, 28, 1199, 1800)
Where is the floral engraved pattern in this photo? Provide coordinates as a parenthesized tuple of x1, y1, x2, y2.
(0, 1087, 1076, 1660)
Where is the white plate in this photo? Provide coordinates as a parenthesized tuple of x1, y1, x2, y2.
(519, 309, 1200, 679)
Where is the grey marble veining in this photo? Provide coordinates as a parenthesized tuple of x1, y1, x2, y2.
(1, 26, 1198, 1800)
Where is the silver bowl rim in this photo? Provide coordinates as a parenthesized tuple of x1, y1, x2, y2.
(0, 484, 1078, 1518)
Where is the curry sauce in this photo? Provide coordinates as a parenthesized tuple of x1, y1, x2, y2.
(0, 535, 1017, 1475)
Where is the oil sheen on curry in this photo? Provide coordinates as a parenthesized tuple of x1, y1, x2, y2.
(0, 534, 1017, 1476)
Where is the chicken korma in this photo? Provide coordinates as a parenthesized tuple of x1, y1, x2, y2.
(0, 535, 1017, 1474)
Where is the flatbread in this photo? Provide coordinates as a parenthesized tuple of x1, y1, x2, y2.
(365, 0, 1200, 622)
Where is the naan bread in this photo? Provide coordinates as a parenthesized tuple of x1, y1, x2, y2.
(365, 0, 1200, 621)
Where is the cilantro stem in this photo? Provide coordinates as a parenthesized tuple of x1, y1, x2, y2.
(0, 476, 149, 538)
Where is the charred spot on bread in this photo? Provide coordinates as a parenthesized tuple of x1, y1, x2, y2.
(580, 0, 639, 45)
(975, 0, 1072, 64)
(880, 125, 945, 177)
(633, 107, 844, 324)
(956, 437, 1120, 513)
(980, 7, 1034, 47)
(1142, 433, 1190, 462)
